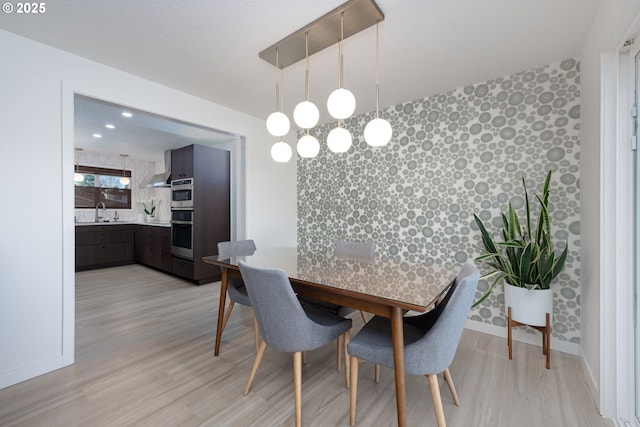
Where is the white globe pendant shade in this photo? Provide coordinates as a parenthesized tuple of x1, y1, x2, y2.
(364, 117, 392, 147)
(74, 172, 84, 182)
(293, 101, 319, 129)
(119, 177, 130, 186)
(297, 134, 320, 158)
(327, 127, 352, 153)
(327, 88, 356, 119)
(266, 111, 290, 137)
(271, 140, 293, 163)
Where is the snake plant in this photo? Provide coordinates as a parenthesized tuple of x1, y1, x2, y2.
(472, 170, 568, 307)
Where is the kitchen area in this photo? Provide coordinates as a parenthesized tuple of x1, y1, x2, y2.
(75, 144, 230, 284)
(74, 96, 234, 285)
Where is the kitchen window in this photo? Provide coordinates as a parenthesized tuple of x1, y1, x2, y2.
(74, 165, 132, 209)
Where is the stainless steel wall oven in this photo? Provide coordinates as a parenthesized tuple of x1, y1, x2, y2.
(171, 209, 193, 259)
(171, 178, 194, 208)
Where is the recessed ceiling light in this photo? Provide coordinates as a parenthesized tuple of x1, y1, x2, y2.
(121, 112, 132, 118)
(105, 124, 115, 129)
(92, 133, 102, 138)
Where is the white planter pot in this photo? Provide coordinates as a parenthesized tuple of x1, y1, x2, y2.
(504, 284, 553, 327)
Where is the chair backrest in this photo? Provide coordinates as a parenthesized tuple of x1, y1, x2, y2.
(238, 260, 339, 352)
(404, 262, 479, 375)
(334, 241, 375, 260)
(217, 239, 256, 257)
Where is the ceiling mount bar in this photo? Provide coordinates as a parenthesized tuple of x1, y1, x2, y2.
(258, 0, 384, 69)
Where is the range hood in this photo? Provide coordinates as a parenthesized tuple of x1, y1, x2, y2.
(147, 150, 172, 188)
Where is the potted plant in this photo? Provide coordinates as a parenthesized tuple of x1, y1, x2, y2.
(143, 199, 157, 222)
(472, 170, 568, 327)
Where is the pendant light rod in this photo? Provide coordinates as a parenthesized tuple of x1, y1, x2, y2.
(304, 32, 310, 101)
(120, 154, 128, 173)
(74, 147, 85, 182)
(374, 18, 380, 118)
(275, 48, 280, 111)
(75, 148, 82, 172)
(338, 12, 344, 88)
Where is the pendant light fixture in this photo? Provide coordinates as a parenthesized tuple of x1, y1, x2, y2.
(271, 139, 293, 163)
(119, 154, 130, 186)
(297, 132, 320, 158)
(74, 148, 84, 182)
(258, 0, 385, 161)
(293, 32, 320, 129)
(327, 123, 352, 153)
(294, 31, 320, 158)
(266, 48, 290, 137)
(270, 48, 293, 163)
(364, 18, 392, 147)
(326, 12, 356, 120)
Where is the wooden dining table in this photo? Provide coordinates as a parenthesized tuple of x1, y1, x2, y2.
(203, 246, 456, 427)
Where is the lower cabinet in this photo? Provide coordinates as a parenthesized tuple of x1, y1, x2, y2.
(171, 256, 195, 281)
(75, 225, 135, 271)
(134, 225, 172, 273)
(76, 224, 212, 284)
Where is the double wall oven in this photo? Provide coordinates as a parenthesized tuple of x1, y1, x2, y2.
(171, 178, 194, 259)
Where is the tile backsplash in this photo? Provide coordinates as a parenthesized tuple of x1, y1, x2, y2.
(74, 151, 171, 223)
(297, 58, 581, 344)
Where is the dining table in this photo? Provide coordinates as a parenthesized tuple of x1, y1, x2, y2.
(203, 246, 457, 427)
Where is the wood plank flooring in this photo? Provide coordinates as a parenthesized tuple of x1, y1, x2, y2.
(0, 264, 611, 426)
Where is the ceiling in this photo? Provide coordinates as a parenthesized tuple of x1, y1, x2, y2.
(73, 95, 237, 161)
(0, 0, 601, 160)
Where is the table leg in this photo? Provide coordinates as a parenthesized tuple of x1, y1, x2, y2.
(214, 267, 229, 356)
(391, 306, 407, 427)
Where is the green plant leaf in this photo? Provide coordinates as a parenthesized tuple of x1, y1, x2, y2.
(471, 170, 568, 306)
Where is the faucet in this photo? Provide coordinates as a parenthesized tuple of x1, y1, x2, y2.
(95, 202, 106, 222)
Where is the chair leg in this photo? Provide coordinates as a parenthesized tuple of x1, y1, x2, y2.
(243, 340, 267, 396)
(294, 351, 303, 427)
(374, 364, 380, 383)
(359, 310, 367, 323)
(337, 334, 343, 371)
(253, 316, 259, 354)
(545, 312, 551, 369)
(350, 355, 359, 426)
(220, 300, 235, 336)
(507, 306, 513, 360)
(443, 368, 460, 406)
(344, 331, 351, 389)
(427, 374, 446, 427)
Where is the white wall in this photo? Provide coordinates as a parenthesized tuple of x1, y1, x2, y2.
(0, 29, 297, 388)
(580, 0, 640, 420)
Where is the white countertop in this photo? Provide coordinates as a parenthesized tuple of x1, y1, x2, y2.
(75, 221, 171, 228)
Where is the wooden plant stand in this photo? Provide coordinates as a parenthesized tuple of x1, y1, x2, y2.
(507, 307, 551, 369)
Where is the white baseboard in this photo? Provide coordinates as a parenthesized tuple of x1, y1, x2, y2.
(0, 355, 69, 390)
(465, 319, 580, 356)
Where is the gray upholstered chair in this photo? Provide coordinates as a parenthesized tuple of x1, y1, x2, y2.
(217, 240, 259, 352)
(347, 262, 479, 427)
(238, 261, 352, 427)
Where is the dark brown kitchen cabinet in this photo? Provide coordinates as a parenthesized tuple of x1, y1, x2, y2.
(171, 256, 195, 281)
(135, 225, 171, 273)
(171, 144, 194, 179)
(75, 225, 135, 271)
(170, 144, 230, 284)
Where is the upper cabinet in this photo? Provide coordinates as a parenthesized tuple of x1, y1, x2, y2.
(171, 145, 195, 180)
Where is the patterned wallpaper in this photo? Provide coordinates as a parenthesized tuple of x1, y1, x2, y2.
(297, 59, 581, 344)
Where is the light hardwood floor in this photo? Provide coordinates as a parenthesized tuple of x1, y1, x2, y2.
(0, 264, 611, 426)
